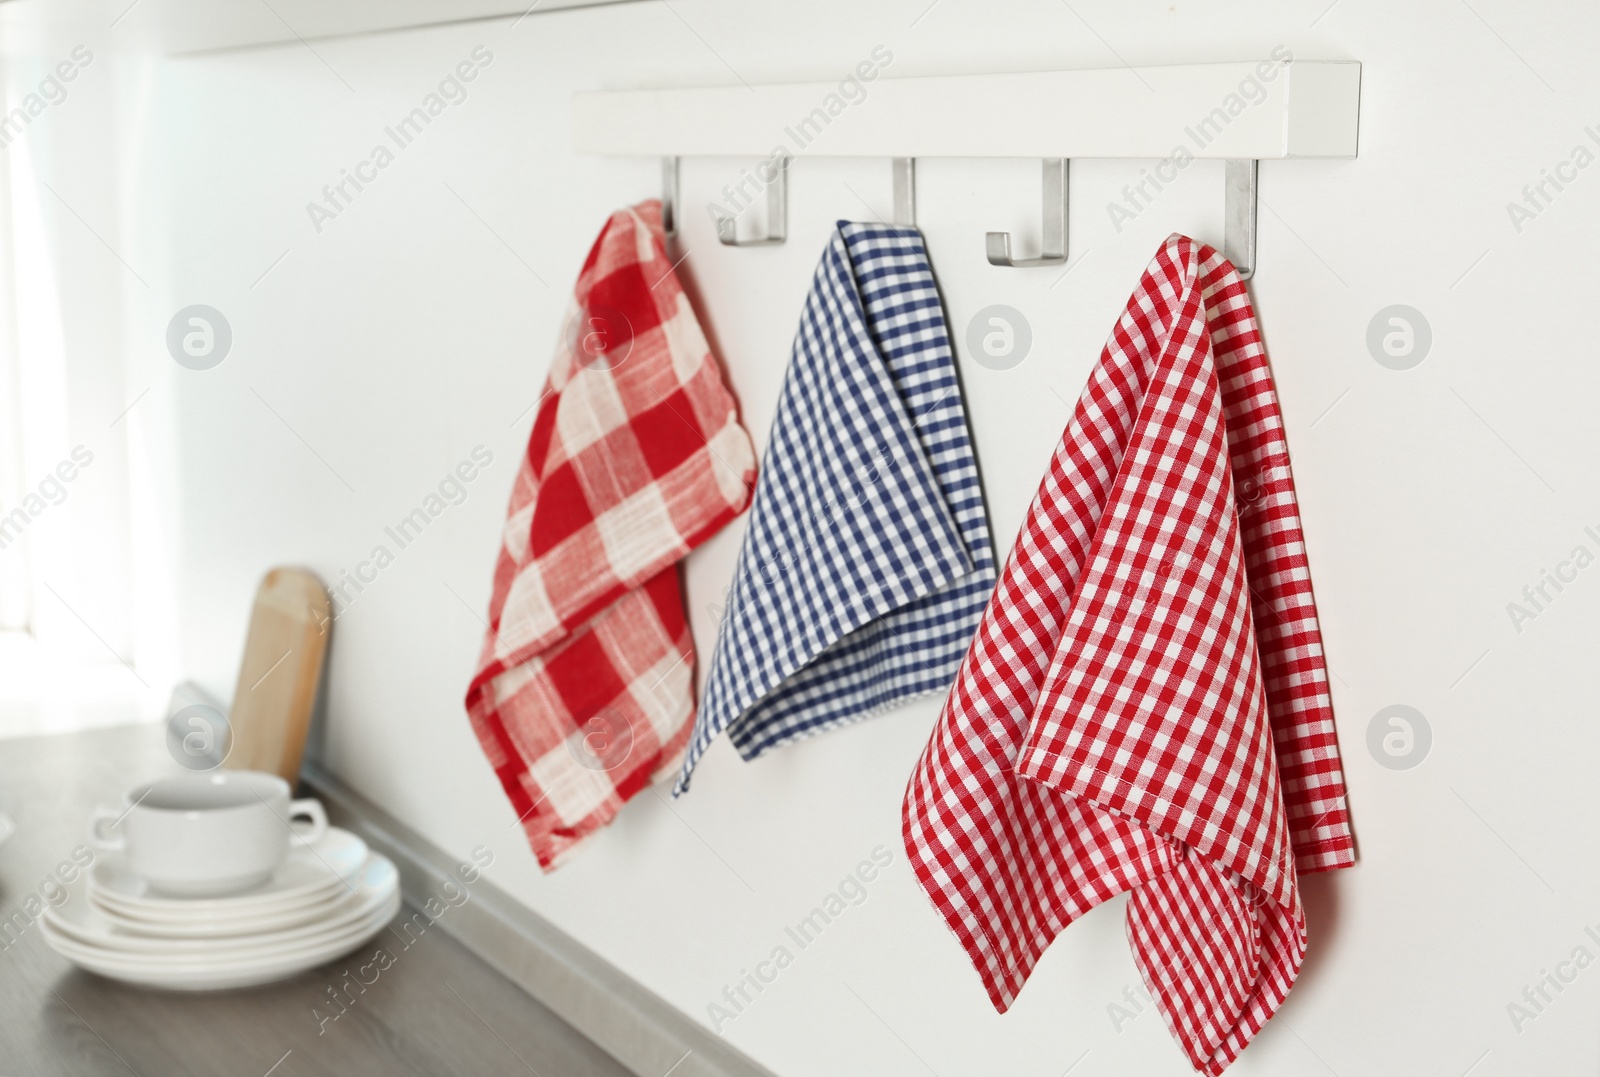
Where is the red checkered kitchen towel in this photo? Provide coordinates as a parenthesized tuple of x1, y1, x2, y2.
(903, 235, 1355, 1073)
(465, 202, 755, 870)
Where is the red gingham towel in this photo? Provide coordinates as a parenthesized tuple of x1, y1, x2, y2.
(465, 201, 755, 870)
(903, 235, 1354, 1073)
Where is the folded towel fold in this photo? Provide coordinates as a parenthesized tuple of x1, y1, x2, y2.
(465, 201, 756, 869)
(903, 235, 1355, 1074)
(676, 222, 995, 793)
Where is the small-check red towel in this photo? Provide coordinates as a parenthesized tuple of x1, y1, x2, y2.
(903, 235, 1354, 1073)
(465, 201, 755, 870)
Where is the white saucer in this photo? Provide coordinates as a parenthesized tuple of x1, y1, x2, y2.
(53, 855, 397, 958)
(89, 827, 367, 920)
(43, 853, 401, 991)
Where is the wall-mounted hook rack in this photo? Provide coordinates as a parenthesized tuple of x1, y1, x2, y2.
(716, 156, 787, 246)
(578, 61, 1359, 276)
(987, 158, 1067, 267)
(893, 158, 915, 227)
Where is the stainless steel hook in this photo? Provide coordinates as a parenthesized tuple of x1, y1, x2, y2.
(1224, 159, 1257, 281)
(659, 155, 678, 236)
(716, 156, 787, 246)
(986, 158, 1067, 267)
(892, 158, 915, 226)
(661, 156, 678, 237)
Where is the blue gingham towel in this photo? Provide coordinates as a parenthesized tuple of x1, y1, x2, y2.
(674, 222, 995, 794)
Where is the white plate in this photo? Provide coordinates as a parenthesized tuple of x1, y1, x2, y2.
(89, 874, 345, 926)
(42, 855, 401, 991)
(93, 885, 350, 939)
(89, 827, 367, 919)
(51, 855, 397, 958)
(43, 888, 401, 991)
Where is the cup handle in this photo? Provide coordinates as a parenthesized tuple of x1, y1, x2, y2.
(288, 798, 327, 846)
(88, 805, 126, 851)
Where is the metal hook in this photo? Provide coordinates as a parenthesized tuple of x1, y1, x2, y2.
(661, 156, 678, 238)
(986, 158, 1067, 267)
(716, 155, 787, 246)
(1224, 159, 1257, 281)
(892, 158, 915, 227)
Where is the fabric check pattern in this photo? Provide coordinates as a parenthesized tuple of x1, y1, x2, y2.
(675, 222, 995, 793)
(902, 235, 1354, 1073)
(465, 201, 755, 870)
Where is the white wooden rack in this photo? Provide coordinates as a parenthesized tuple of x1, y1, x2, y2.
(572, 60, 1361, 279)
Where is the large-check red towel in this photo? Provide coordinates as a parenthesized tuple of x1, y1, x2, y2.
(903, 235, 1354, 1073)
(466, 201, 755, 870)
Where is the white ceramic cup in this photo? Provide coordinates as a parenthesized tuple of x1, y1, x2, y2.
(88, 771, 327, 897)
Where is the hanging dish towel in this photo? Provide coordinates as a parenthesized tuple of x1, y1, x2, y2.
(903, 235, 1354, 1074)
(465, 201, 756, 870)
(675, 222, 995, 793)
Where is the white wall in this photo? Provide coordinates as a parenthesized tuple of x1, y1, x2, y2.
(19, 2, 1600, 1074)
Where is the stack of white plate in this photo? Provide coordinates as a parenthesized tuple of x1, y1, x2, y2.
(42, 827, 400, 991)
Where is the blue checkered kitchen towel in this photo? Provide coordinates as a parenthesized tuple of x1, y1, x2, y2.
(674, 222, 995, 794)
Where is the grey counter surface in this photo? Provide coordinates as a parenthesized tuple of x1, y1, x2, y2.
(0, 721, 631, 1077)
